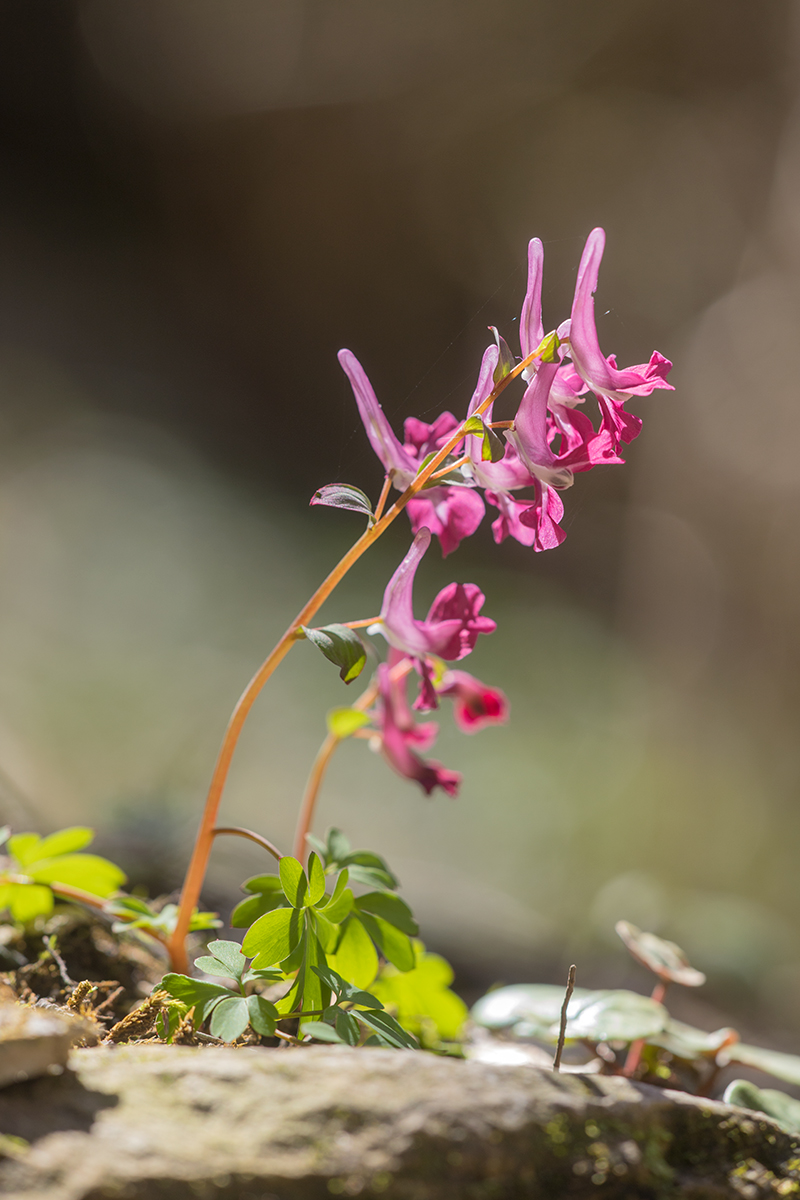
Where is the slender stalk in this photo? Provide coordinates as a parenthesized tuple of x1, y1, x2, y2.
(212, 826, 283, 863)
(428, 453, 470, 481)
(622, 980, 668, 1077)
(553, 964, 576, 1072)
(167, 344, 541, 971)
(343, 617, 382, 629)
(373, 473, 393, 522)
(293, 678, 380, 862)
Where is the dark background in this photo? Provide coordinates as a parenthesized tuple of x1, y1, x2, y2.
(1, 0, 799, 1042)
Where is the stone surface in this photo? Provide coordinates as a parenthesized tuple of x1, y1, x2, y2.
(0, 1044, 798, 1199)
(0, 1004, 94, 1090)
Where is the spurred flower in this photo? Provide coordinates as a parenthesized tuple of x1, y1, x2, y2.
(380, 528, 496, 663)
(436, 669, 509, 733)
(568, 227, 673, 450)
(375, 663, 461, 797)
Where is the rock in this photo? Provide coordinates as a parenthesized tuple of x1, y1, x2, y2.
(0, 1044, 797, 1198)
(0, 1003, 94, 1090)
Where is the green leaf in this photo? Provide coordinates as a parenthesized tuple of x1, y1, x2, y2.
(649, 1019, 739, 1062)
(358, 912, 415, 973)
(329, 916, 378, 989)
(356, 1007, 418, 1049)
(723, 1081, 800, 1134)
(470, 983, 592, 1037)
(326, 708, 371, 740)
(0, 827, 9, 850)
(310, 484, 375, 524)
(355, 892, 417, 936)
(313, 910, 340, 954)
(209, 995, 250, 1042)
(241, 966, 284, 986)
(279, 857, 308, 908)
(616, 921, 705, 987)
(243, 873, 284, 895)
(160, 974, 232, 1023)
(307, 853, 327, 907)
(230, 893, 287, 928)
(194, 940, 247, 981)
(560, 990, 668, 1044)
(34, 827, 95, 859)
(299, 624, 367, 684)
(335, 1010, 362, 1046)
(9, 883, 53, 924)
(247, 994, 277, 1037)
(371, 943, 468, 1045)
(302, 929, 328, 1016)
(490, 328, 515, 384)
(326, 828, 352, 863)
(31, 854, 126, 897)
(300, 1020, 345, 1044)
(319, 874, 353, 925)
(347, 865, 398, 892)
(462, 416, 485, 436)
(7, 833, 43, 868)
(723, 1043, 800, 1087)
(243, 906, 304, 965)
(311, 964, 382, 1009)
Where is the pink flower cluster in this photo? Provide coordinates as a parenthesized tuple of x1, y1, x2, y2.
(326, 229, 671, 797)
(339, 228, 672, 556)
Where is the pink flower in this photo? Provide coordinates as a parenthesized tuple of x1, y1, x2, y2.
(436, 669, 509, 733)
(376, 663, 461, 797)
(568, 228, 673, 448)
(338, 349, 483, 556)
(380, 528, 496, 663)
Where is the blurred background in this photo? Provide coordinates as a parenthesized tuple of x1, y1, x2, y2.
(0, 0, 799, 1042)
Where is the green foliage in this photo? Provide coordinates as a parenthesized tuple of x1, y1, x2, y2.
(370, 942, 468, 1048)
(239, 846, 418, 1019)
(616, 920, 705, 987)
(326, 708, 371, 739)
(310, 484, 375, 525)
(159, 939, 281, 1041)
(723, 1081, 800, 1134)
(299, 624, 367, 684)
(299, 965, 417, 1049)
(108, 896, 220, 939)
(305, 827, 399, 891)
(0, 825, 126, 925)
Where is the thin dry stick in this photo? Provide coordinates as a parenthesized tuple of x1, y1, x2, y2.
(167, 344, 542, 971)
(553, 964, 577, 1072)
(42, 935, 74, 988)
(212, 826, 283, 863)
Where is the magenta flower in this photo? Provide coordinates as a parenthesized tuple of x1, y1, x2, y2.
(568, 228, 673, 449)
(375, 663, 461, 797)
(338, 349, 483, 556)
(436, 669, 509, 733)
(380, 528, 496, 665)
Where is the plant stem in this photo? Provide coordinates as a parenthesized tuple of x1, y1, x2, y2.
(167, 344, 540, 971)
(212, 826, 283, 863)
(293, 677, 380, 863)
(373, 473, 393, 522)
(342, 617, 382, 629)
(622, 980, 668, 1077)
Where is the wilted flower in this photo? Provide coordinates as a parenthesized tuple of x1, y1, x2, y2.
(374, 662, 461, 797)
(435, 669, 509, 733)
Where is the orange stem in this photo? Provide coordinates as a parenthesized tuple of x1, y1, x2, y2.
(373, 473, 393, 522)
(167, 342, 541, 970)
(293, 677, 380, 863)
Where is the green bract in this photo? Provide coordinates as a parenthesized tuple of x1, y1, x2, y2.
(0, 826, 126, 925)
(299, 624, 367, 684)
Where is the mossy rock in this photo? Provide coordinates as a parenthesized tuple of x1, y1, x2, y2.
(0, 1045, 797, 1198)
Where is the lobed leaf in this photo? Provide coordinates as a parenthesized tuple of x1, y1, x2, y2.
(209, 995, 250, 1042)
(30, 854, 126, 897)
(247, 994, 278, 1037)
(358, 912, 415, 973)
(300, 1020, 344, 1044)
(355, 892, 417, 936)
(299, 625, 367, 684)
(243, 906, 304, 965)
(279, 857, 308, 908)
(194, 940, 247, 981)
(371, 943, 468, 1044)
(329, 916, 378, 989)
(616, 920, 705, 987)
(8, 883, 53, 924)
(160, 973, 233, 1023)
(356, 1007, 418, 1050)
(34, 828, 95, 860)
(307, 853, 327, 907)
